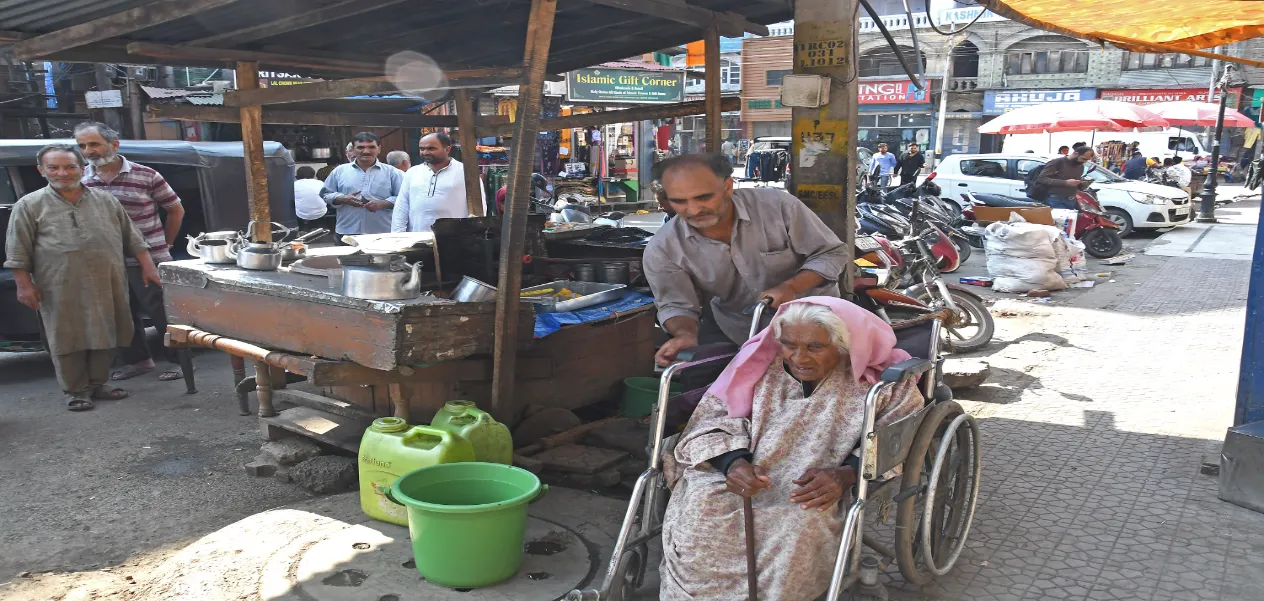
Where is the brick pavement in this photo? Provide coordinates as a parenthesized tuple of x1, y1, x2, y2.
(879, 255, 1262, 601)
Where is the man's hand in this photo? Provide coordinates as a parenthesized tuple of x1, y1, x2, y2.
(334, 194, 363, 206)
(16, 282, 41, 311)
(363, 199, 391, 212)
(756, 283, 797, 310)
(140, 265, 163, 288)
(655, 331, 699, 367)
(791, 466, 856, 511)
(725, 458, 771, 499)
(1065, 179, 1082, 187)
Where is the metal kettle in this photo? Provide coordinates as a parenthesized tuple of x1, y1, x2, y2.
(227, 240, 283, 271)
(339, 254, 425, 300)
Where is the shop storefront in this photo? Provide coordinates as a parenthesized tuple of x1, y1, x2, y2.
(1100, 87, 1244, 108)
(857, 79, 934, 152)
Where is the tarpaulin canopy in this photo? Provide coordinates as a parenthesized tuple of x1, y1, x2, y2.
(980, 0, 1264, 68)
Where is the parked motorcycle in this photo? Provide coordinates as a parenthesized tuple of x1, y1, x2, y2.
(860, 175, 974, 268)
(964, 181, 1124, 259)
(854, 209, 995, 352)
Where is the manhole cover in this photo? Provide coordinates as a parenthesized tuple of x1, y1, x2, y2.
(292, 518, 592, 601)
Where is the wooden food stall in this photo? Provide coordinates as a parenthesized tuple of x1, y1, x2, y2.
(6, 0, 782, 446)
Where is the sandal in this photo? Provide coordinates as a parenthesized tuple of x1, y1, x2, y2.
(90, 387, 129, 401)
(158, 368, 187, 381)
(110, 365, 153, 381)
(67, 398, 95, 411)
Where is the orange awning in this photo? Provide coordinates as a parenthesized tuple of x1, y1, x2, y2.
(980, 0, 1264, 67)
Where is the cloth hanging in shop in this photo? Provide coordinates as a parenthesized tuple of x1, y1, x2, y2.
(536, 95, 562, 177)
(497, 98, 518, 123)
(1246, 157, 1264, 191)
(746, 149, 789, 182)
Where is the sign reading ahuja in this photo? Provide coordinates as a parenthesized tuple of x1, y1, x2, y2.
(566, 68, 684, 104)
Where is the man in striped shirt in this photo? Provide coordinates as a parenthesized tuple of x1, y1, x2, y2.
(76, 122, 187, 383)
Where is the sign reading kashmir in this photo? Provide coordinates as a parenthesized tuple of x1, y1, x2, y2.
(566, 68, 685, 104)
(858, 80, 931, 105)
(984, 89, 1096, 114)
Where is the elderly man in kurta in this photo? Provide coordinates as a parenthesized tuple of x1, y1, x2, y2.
(4, 144, 162, 411)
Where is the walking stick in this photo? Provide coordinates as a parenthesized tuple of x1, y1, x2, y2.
(743, 496, 758, 601)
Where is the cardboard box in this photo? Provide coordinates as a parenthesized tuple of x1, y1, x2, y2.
(972, 206, 1055, 226)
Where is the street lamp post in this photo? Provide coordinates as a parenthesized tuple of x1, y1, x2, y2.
(1198, 65, 1233, 223)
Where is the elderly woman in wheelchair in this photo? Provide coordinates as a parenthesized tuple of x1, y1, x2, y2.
(658, 297, 923, 601)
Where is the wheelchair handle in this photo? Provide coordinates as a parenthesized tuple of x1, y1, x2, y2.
(748, 297, 773, 341)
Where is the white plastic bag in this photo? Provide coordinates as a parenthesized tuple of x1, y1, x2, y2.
(984, 220, 1067, 293)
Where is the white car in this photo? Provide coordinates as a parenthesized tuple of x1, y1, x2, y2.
(932, 153, 1192, 235)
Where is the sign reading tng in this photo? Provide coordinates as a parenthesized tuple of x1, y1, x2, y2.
(857, 80, 931, 105)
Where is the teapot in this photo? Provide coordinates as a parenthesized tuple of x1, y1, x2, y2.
(187, 231, 241, 264)
(340, 254, 425, 300)
(227, 240, 283, 271)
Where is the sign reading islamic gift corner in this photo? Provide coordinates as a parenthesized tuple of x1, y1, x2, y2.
(1100, 87, 1243, 108)
(983, 89, 1095, 114)
(858, 80, 931, 105)
(566, 68, 684, 104)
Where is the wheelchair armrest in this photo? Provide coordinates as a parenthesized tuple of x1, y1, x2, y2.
(677, 342, 741, 363)
(881, 358, 935, 383)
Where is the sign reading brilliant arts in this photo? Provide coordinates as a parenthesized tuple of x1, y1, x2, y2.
(1100, 87, 1243, 108)
(858, 80, 931, 105)
(566, 68, 685, 104)
(983, 89, 1096, 114)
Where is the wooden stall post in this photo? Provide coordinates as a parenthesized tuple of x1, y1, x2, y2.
(254, 360, 277, 418)
(490, 0, 557, 422)
(453, 89, 485, 217)
(789, 0, 858, 291)
(235, 61, 272, 243)
(704, 23, 723, 153)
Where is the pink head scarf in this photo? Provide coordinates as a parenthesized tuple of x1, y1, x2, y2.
(706, 296, 912, 418)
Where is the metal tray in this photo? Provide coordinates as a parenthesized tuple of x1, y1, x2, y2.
(521, 280, 626, 313)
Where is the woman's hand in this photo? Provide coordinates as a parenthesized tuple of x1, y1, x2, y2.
(791, 466, 857, 511)
(725, 458, 771, 498)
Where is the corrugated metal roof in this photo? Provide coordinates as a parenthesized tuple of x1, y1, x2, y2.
(0, 0, 791, 79)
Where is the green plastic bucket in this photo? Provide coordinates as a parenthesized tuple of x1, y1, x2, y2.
(622, 376, 681, 417)
(388, 462, 546, 588)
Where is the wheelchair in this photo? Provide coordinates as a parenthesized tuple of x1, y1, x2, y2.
(567, 304, 982, 601)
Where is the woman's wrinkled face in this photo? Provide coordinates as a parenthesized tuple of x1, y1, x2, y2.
(778, 322, 843, 383)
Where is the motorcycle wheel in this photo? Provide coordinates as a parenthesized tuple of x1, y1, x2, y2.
(915, 290, 994, 352)
(952, 238, 972, 266)
(1082, 227, 1123, 259)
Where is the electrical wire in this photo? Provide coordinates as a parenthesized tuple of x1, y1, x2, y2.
(924, 0, 987, 36)
(859, 0, 924, 90)
(901, 0, 926, 80)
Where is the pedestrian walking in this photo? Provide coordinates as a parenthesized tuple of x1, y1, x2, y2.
(5, 144, 162, 411)
(75, 122, 187, 384)
(869, 143, 897, 188)
(897, 143, 925, 186)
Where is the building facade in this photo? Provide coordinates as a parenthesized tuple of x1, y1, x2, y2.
(742, 3, 1261, 158)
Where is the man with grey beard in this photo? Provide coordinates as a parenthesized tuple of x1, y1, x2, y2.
(75, 121, 186, 383)
(4, 144, 161, 411)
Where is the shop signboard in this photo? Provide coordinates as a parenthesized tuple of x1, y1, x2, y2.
(259, 71, 320, 87)
(1246, 88, 1264, 123)
(1100, 87, 1243, 108)
(566, 68, 685, 104)
(858, 79, 931, 105)
(983, 89, 1095, 114)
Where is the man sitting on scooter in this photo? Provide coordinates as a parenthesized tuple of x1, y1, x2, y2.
(644, 153, 848, 366)
(1037, 145, 1096, 210)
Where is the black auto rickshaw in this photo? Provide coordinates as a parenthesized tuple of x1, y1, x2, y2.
(0, 139, 296, 352)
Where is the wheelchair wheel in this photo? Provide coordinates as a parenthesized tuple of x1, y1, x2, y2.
(608, 544, 648, 601)
(893, 401, 981, 585)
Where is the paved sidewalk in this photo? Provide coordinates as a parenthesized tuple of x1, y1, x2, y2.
(1145, 199, 1258, 261)
(881, 252, 1262, 601)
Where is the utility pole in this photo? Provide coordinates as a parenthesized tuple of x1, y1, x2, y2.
(789, 0, 859, 292)
(1197, 63, 1234, 223)
(92, 64, 124, 133)
(930, 28, 959, 172)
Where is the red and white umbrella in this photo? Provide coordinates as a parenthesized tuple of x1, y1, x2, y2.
(979, 99, 1170, 135)
(1144, 101, 1256, 128)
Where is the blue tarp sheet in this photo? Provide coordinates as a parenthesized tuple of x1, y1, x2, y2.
(534, 291, 655, 338)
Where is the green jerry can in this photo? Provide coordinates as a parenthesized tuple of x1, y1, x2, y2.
(430, 400, 513, 464)
(358, 417, 476, 526)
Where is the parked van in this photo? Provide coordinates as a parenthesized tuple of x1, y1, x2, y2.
(1001, 129, 1209, 160)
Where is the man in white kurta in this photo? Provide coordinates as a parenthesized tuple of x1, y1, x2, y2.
(4, 144, 162, 410)
(392, 132, 485, 233)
